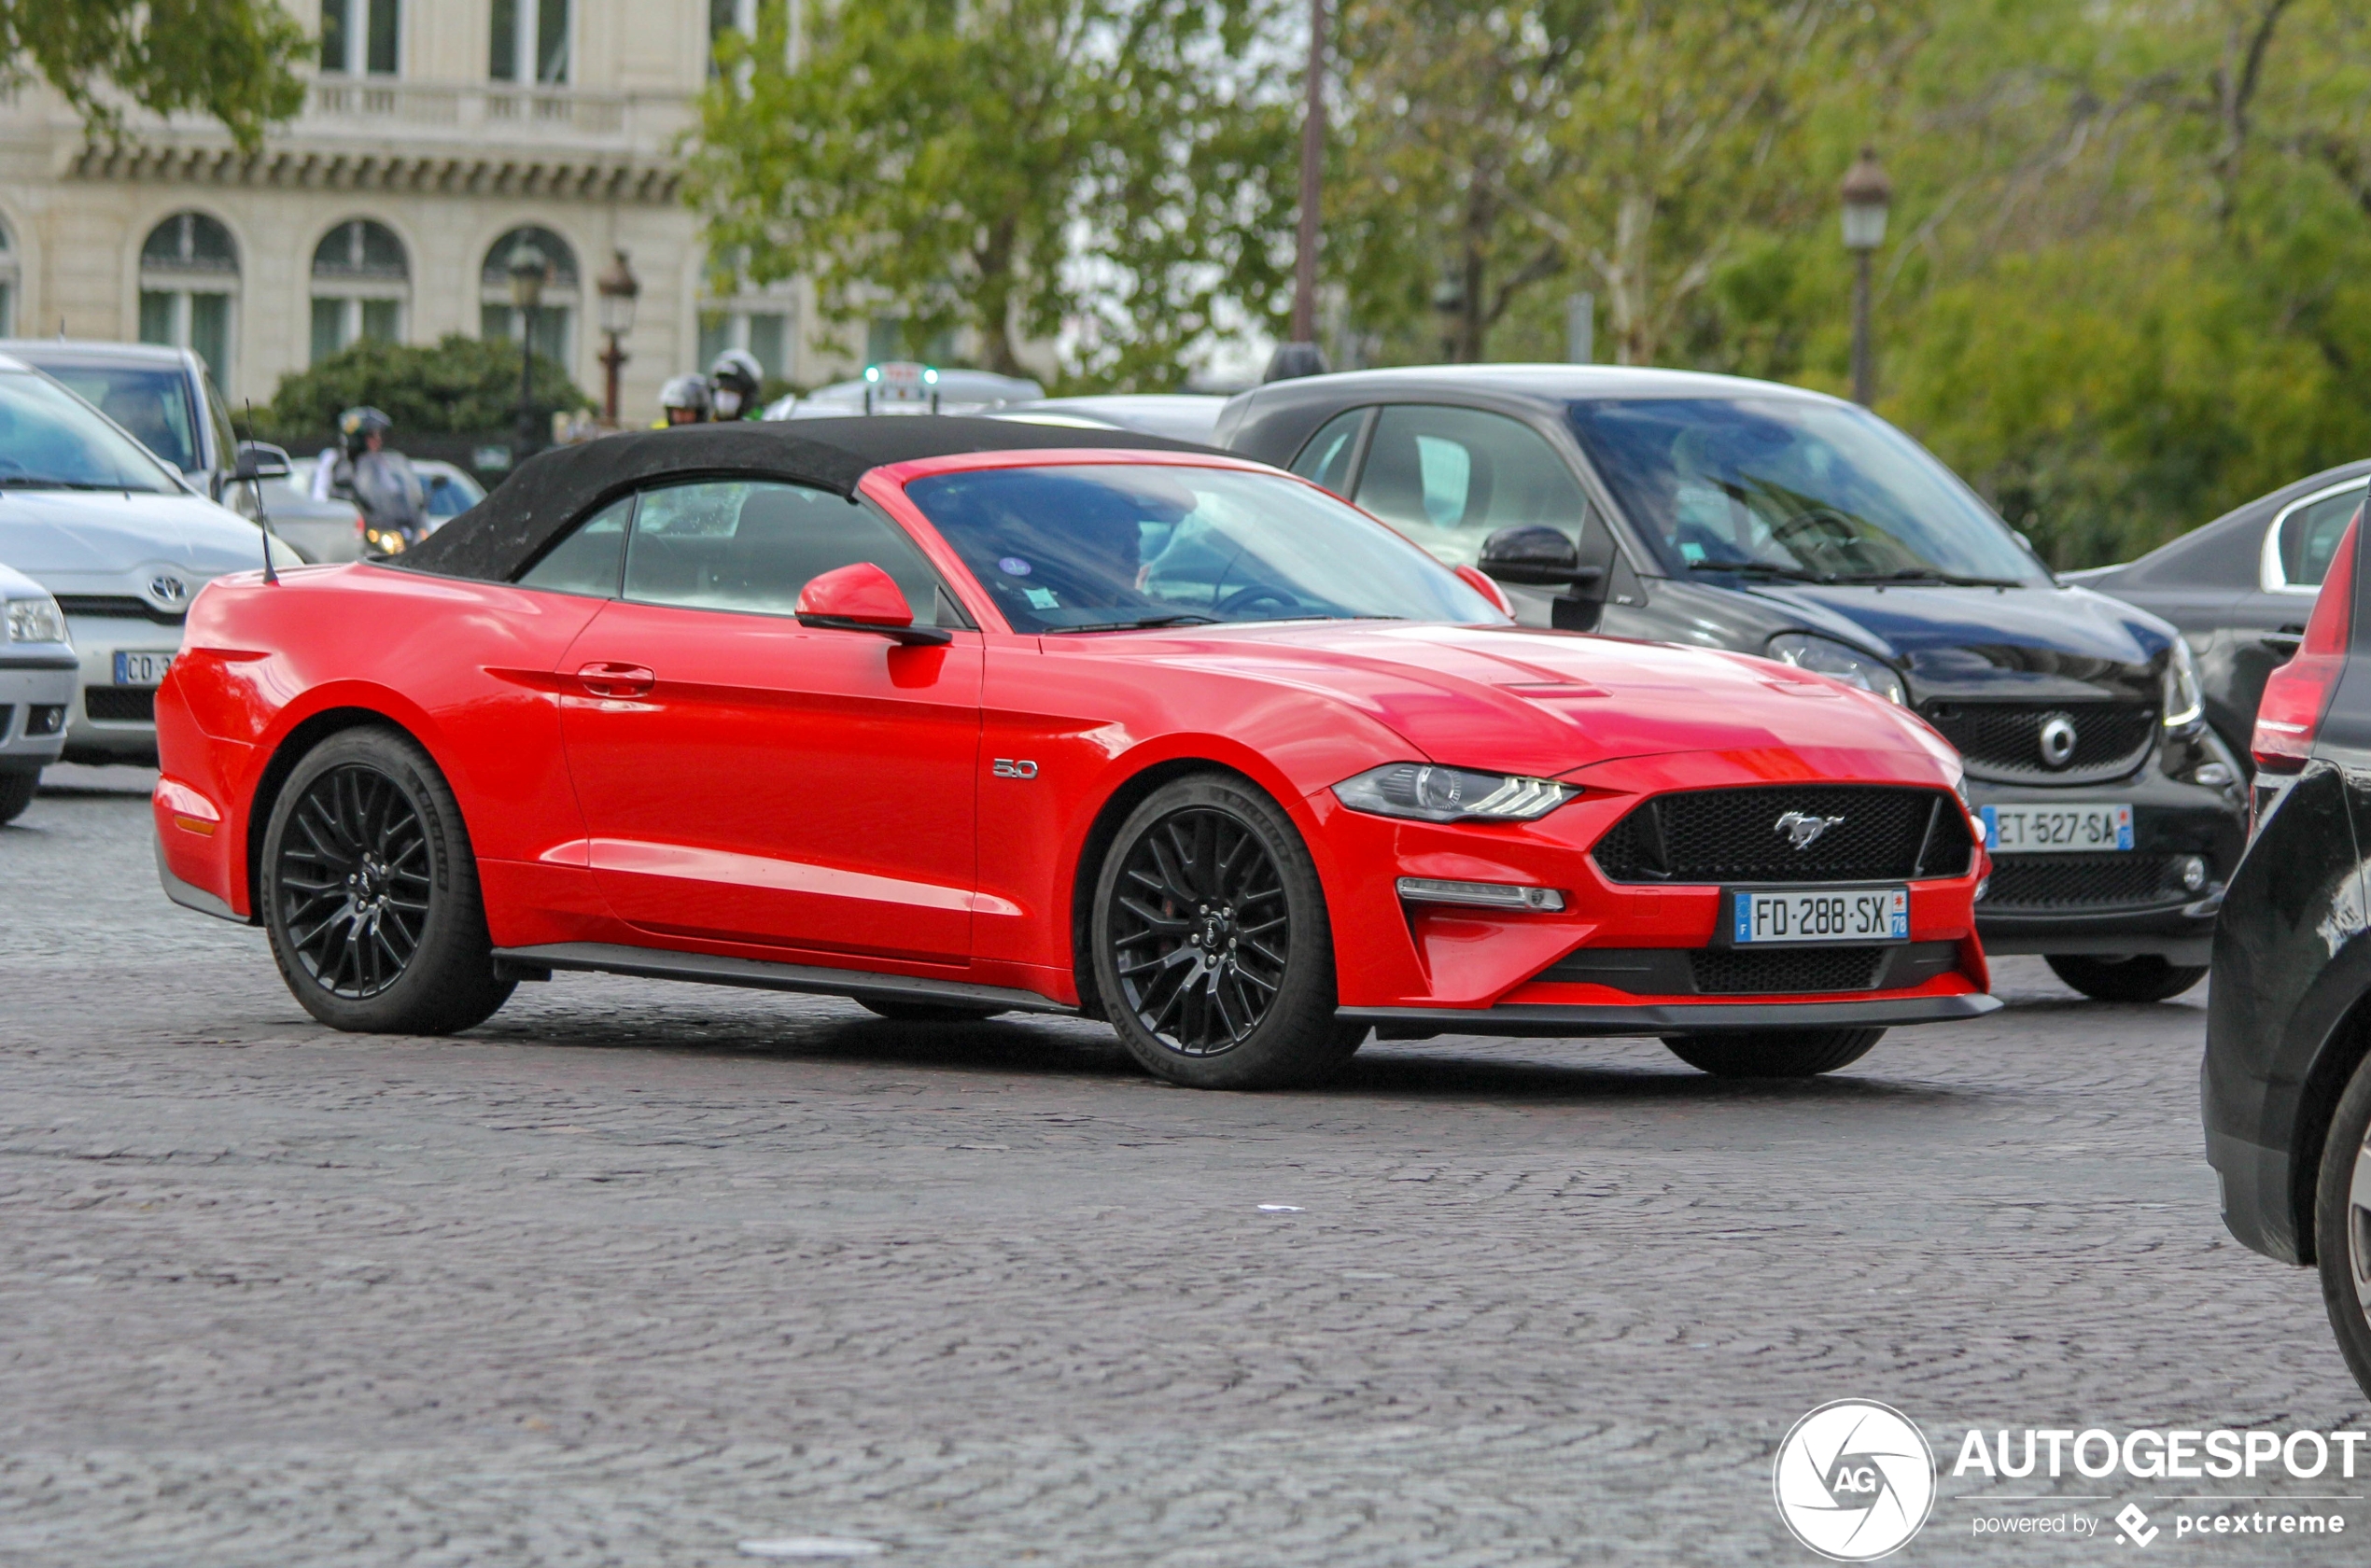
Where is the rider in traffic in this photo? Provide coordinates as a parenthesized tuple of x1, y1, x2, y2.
(708, 349, 765, 421)
(314, 406, 428, 553)
(654, 373, 712, 427)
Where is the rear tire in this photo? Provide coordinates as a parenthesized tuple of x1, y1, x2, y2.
(0, 771, 36, 825)
(1661, 1028, 1885, 1079)
(858, 998, 1005, 1023)
(2313, 1051, 2371, 1402)
(260, 727, 513, 1035)
(2045, 954, 2207, 1002)
(1090, 773, 1365, 1089)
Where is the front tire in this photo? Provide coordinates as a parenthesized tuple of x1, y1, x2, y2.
(260, 727, 513, 1035)
(1661, 1028, 1885, 1079)
(1090, 774, 1364, 1089)
(2045, 954, 2207, 1002)
(2315, 1052, 2371, 1402)
(0, 771, 36, 825)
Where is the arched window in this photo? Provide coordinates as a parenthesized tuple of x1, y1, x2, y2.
(138, 213, 238, 388)
(0, 218, 17, 338)
(311, 220, 408, 363)
(480, 225, 577, 367)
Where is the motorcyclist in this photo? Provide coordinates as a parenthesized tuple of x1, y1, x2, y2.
(654, 373, 712, 427)
(314, 406, 428, 553)
(708, 349, 765, 421)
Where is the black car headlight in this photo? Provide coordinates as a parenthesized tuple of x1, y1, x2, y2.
(1765, 632, 1907, 706)
(1334, 763, 1578, 823)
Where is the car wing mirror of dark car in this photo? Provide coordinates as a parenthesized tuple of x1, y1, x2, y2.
(1479, 525, 1606, 595)
(233, 441, 293, 483)
(794, 561, 953, 646)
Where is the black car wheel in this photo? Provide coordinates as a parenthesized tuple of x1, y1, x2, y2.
(261, 727, 514, 1035)
(1090, 774, 1365, 1089)
(0, 772, 36, 825)
(2045, 954, 2208, 1003)
(2317, 1052, 2371, 1400)
(1661, 1028, 1886, 1079)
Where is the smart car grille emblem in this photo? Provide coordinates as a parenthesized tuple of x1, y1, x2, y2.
(2038, 715, 2079, 769)
(1774, 810, 1847, 850)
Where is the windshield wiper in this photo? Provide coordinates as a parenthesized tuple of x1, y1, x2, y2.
(1052, 611, 1225, 633)
(1685, 559, 1834, 583)
(1828, 567, 2026, 588)
(0, 477, 145, 491)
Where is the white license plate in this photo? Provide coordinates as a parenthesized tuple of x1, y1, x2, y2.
(1731, 887, 1909, 945)
(1980, 803, 2133, 853)
(112, 650, 176, 686)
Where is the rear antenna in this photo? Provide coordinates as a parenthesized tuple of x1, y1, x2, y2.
(244, 400, 281, 585)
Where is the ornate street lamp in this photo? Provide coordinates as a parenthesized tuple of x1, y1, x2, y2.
(507, 238, 548, 456)
(1840, 147, 1892, 407)
(595, 248, 639, 427)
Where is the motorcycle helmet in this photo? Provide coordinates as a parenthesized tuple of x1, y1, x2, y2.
(658, 373, 713, 425)
(338, 405, 393, 456)
(708, 349, 764, 419)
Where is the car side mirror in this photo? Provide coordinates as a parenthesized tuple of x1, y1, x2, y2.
(794, 562, 953, 647)
(233, 441, 292, 483)
(1479, 525, 1606, 595)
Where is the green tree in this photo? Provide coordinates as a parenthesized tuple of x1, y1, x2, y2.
(262, 336, 591, 438)
(686, 0, 1297, 387)
(4, 0, 308, 154)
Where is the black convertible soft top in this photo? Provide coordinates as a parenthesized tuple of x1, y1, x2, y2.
(394, 415, 1215, 583)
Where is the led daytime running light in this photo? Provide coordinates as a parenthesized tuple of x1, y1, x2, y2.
(1396, 877, 1566, 912)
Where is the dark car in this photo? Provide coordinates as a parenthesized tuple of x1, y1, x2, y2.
(2202, 506, 2371, 1398)
(1217, 365, 2248, 1001)
(2075, 459, 2371, 772)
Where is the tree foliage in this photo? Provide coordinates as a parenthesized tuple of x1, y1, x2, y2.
(263, 336, 591, 438)
(2, 0, 308, 153)
(686, 0, 1297, 388)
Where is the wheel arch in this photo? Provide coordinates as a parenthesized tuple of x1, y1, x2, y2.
(2290, 987, 2371, 1266)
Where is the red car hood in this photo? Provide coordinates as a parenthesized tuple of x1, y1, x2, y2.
(1120, 621, 1958, 780)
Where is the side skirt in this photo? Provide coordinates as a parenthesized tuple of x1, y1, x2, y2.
(490, 941, 1079, 1016)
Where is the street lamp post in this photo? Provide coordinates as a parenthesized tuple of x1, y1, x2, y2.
(506, 239, 548, 459)
(1840, 147, 1892, 408)
(1264, 0, 1329, 383)
(595, 249, 640, 427)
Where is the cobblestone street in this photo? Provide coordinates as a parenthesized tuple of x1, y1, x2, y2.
(4, 773, 2365, 1565)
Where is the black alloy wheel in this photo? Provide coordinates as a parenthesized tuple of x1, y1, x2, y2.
(260, 727, 514, 1035)
(1109, 805, 1290, 1056)
(1091, 774, 1365, 1089)
(275, 763, 433, 999)
(2316, 1051, 2371, 1402)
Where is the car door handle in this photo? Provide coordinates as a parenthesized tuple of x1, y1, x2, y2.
(576, 661, 654, 697)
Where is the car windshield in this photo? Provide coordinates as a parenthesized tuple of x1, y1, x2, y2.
(0, 371, 181, 492)
(26, 364, 201, 475)
(905, 463, 1503, 632)
(1568, 398, 2044, 585)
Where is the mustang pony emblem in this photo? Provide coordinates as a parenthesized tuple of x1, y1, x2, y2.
(1775, 810, 1847, 850)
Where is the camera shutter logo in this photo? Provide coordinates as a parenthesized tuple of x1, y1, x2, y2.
(1773, 1400, 1935, 1561)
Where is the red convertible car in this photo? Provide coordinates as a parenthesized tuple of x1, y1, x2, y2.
(153, 419, 1994, 1088)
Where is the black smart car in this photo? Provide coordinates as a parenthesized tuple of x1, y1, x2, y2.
(2076, 458, 2371, 773)
(2202, 504, 2371, 1398)
(1218, 366, 2248, 1001)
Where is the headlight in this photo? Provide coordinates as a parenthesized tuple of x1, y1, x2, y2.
(2164, 636, 2204, 728)
(1765, 632, 1906, 705)
(5, 596, 67, 645)
(1333, 763, 1578, 823)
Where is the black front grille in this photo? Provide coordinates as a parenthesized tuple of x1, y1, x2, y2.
(1690, 946, 1889, 994)
(1922, 701, 2155, 781)
(58, 595, 183, 625)
(1541, 941, 1962, 996)
(1981, 854, 2186, 911)
(83, 686, 156, 723)
(1592, 785, 1972, 885)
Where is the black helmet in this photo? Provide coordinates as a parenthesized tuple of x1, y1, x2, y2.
(338, 405, 393, 455)
(708, 349, 764, 418)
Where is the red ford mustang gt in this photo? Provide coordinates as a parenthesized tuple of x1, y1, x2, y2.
(153, 417, 1995, 1088)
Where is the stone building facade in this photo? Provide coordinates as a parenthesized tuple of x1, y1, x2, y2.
(0, 0, 849, 420)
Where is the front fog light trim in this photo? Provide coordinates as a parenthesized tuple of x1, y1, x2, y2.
(1396, 876, 1566, 912)
(2174, 855, 2208, 893)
